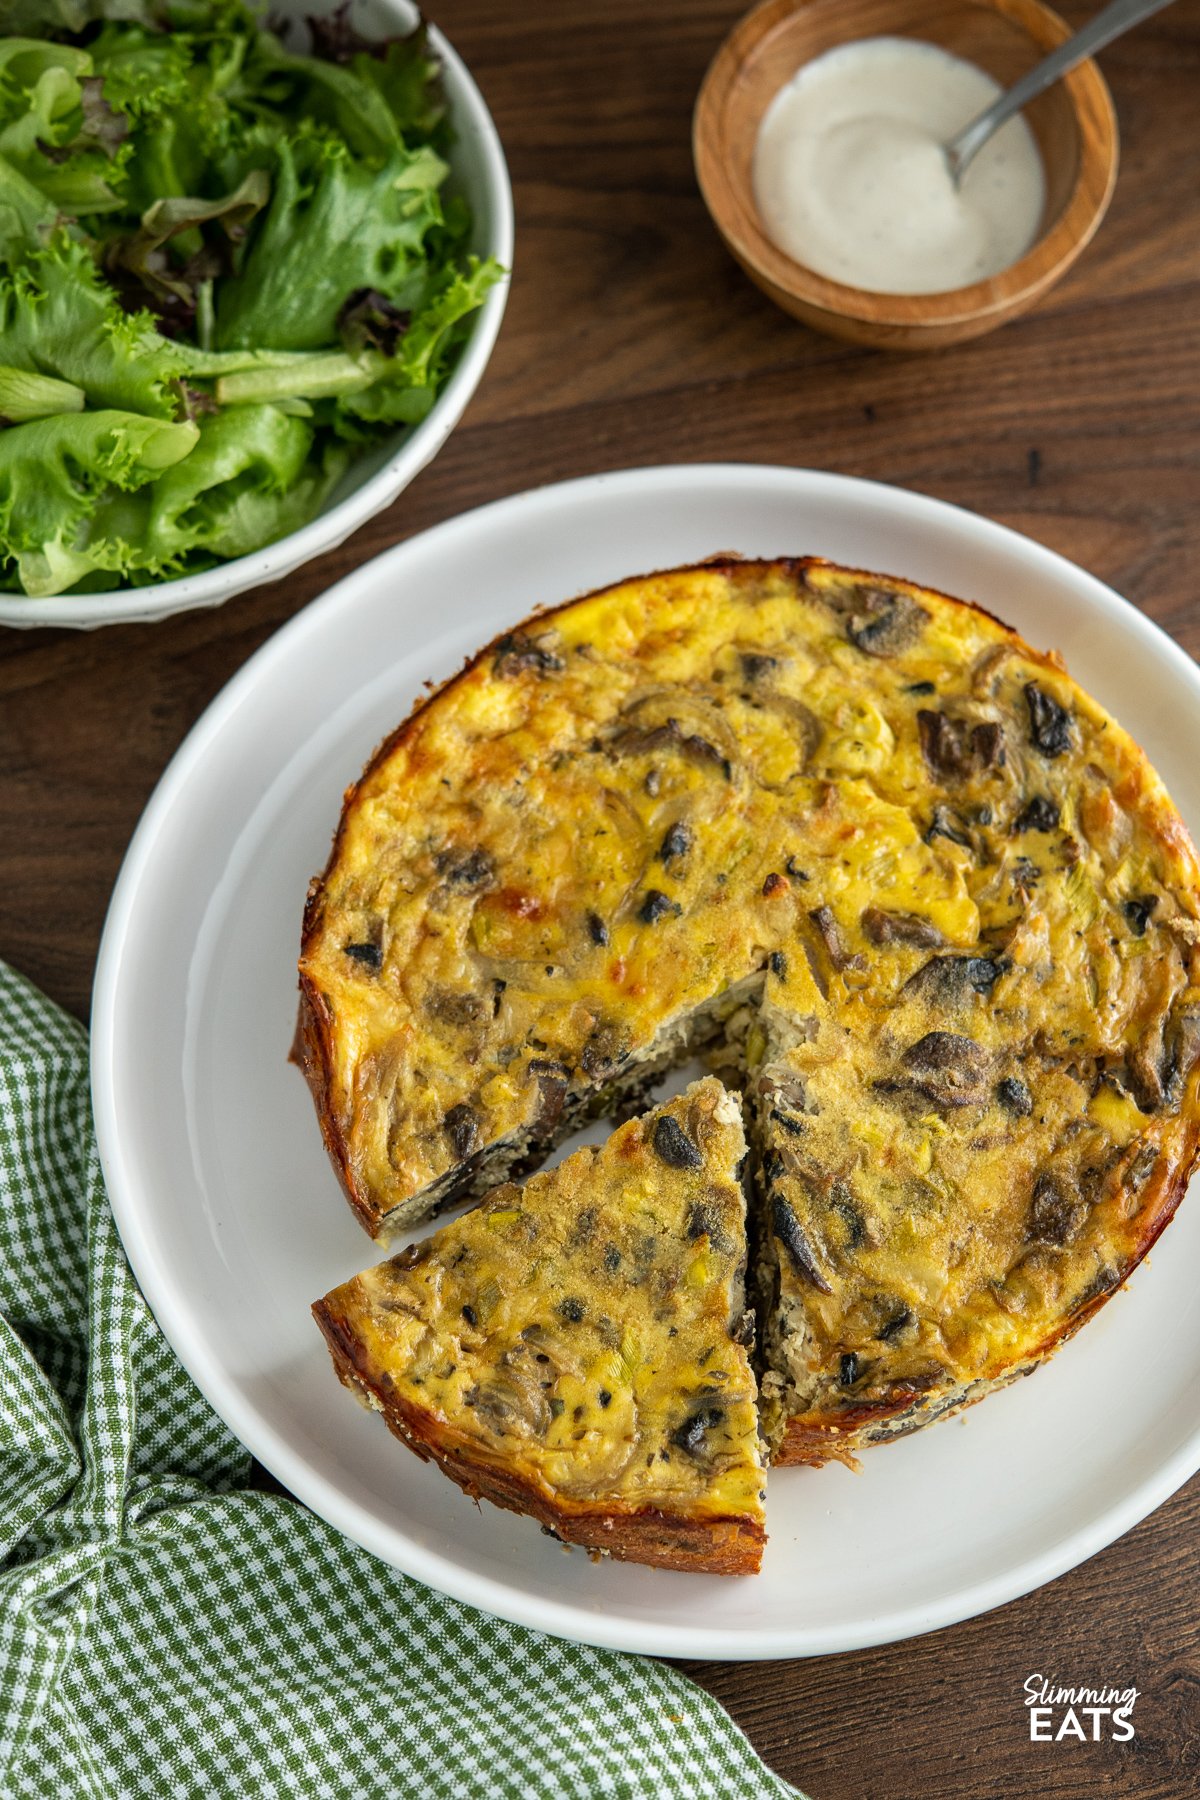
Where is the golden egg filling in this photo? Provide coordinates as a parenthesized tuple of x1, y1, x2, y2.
(300, 556, 1200, 1549)
(314, 1079, 765, 1574)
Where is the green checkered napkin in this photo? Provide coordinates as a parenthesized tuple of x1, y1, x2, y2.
(0, 960, 802, 1799)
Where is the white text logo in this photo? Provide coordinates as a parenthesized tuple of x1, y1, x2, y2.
(1025, 1674, 1138, 1742)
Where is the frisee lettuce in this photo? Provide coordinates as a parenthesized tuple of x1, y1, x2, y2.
(0, 1, 503, 597)
(0, 410, 198, 595)
(0, 234, 186, 415)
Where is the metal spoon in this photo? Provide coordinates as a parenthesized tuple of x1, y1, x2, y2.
(946, 0, 1176, 185)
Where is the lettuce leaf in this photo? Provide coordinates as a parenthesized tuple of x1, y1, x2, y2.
(213, 133, 449, 351)
(0, 408, 197, 595)
(239, 20, 446, 163)
(338, 258, 500, 425)
(0, 234, 186, 417)
(100, 169, 269, 331)
(87, 20, 209, 122)
(138, 402, 354, 566)
(0, 402, 333, 594)
(0, 150, 59, 245)
(0, 365, 85, 422)
(88, 12, 255, 215)
(0, 39, 130, 215)
(210, 256, 502, 427)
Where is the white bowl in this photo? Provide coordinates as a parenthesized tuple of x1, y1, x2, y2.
(0, 0, 512, 631)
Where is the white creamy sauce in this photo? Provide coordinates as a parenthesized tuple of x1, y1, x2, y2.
(752, 37, 1046, 295)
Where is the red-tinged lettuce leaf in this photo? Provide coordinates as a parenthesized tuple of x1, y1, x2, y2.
(244, 19, 445, 163)
(34, 74, 128, 160)
(86, 13, 255, 216)
(0, 234, 188, 417)
(334, 256, 502, 428)
(77, 73, 129, 153)
(305, 2, 394, 67)
(336, 287, 410, 356)
(0, 40, 131, 215)
(214, 134, 447, 351)
(101, 169, 269, 333)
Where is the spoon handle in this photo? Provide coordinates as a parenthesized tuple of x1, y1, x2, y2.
(947, 0, 1177, 181)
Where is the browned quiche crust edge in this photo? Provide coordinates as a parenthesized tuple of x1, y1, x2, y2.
(312, 1292, 765, 1576)
(291, 982, 377, 1236)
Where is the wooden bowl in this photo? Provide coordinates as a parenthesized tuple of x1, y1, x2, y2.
(693, 0, 1118, 349)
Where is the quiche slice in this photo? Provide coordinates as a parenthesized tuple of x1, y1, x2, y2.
(313, 1077, 766, 1574)
(299, 555, 1200, 1470)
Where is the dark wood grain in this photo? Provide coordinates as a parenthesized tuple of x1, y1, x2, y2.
(2, 1, 1198, 1792)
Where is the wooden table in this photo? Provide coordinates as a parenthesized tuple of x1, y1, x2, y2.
(3, 2, 1198, 1793)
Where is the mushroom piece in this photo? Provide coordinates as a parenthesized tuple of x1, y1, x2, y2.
(902, 954, 1006, 1007)
(862, 907, 945, 949)
(492, 633, 565, 677)
(844, 588, 929, 658)
(1024, 683, 1073, 757)
(893, 1032, 991, 1108)
(918, 710, 1006, 784)
(808, 904, 864, 972)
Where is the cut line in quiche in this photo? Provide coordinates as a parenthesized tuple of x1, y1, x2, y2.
(299, 556, 1200, 1503)
(313, 1077, 766, 1574)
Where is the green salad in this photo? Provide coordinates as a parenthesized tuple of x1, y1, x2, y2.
(0, 1, 502, 597)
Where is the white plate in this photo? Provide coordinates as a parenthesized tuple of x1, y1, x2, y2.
(0, 0, 512, 630)
(92, 466, 1200, 1658)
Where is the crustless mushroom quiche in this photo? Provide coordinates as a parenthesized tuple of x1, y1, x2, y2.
(299, 557, 1200, 1555)
(314, 1078, 765, 1573)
